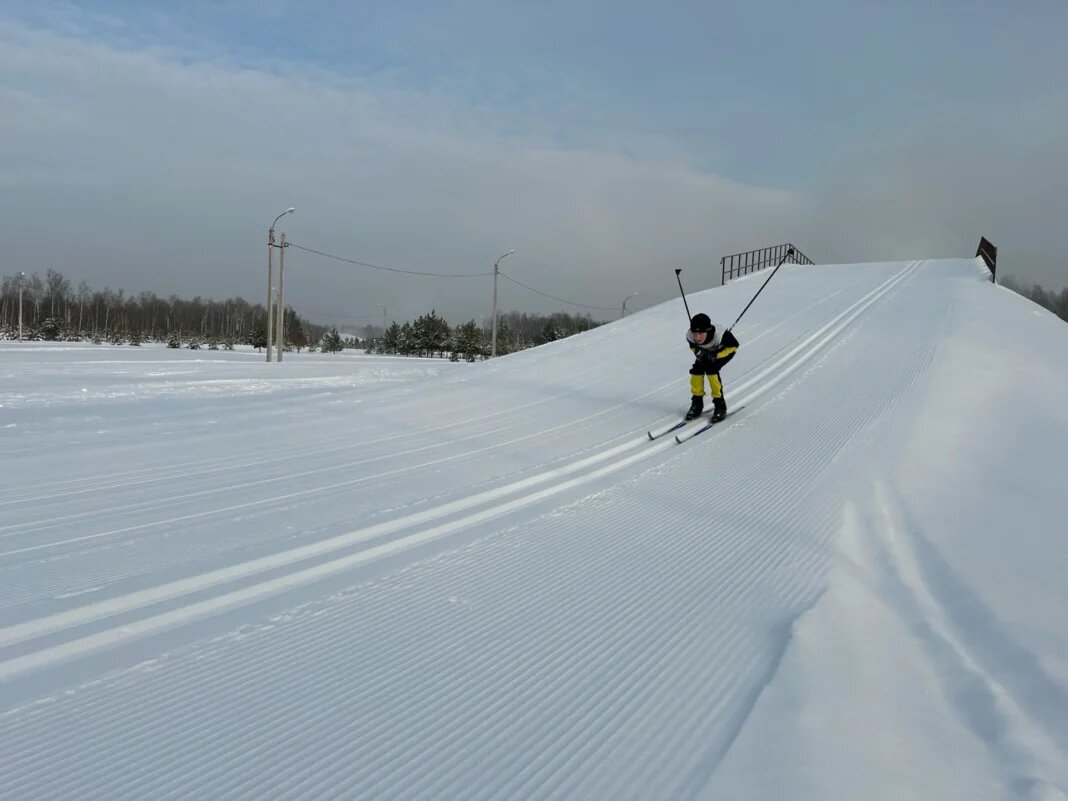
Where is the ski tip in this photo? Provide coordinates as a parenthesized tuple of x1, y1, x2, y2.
(674, 435, 683, 444)
(647, 431, 655, 441)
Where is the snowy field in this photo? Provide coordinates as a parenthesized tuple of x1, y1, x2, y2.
(1, 259, 1066, 800)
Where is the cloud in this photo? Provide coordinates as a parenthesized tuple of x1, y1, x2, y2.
(0, 19, 804, 323)
(2, 7, 1065, 336)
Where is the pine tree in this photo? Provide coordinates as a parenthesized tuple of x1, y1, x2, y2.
(382, 322, 402, 354)
(321, 328, 343, 353)
(411, 310, 451, 357)
(250, 319, 268, 351)
(41, 317, 63, 341)
(398, 322, 414, 355)
(451, 320, 485, 362)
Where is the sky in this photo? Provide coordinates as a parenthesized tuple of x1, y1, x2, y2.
(2, 0, 1066, 326)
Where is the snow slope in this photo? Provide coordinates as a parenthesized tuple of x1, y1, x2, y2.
(1, 258, 1065, 800)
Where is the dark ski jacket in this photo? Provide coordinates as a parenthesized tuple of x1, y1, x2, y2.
(686, 325, 739, 375)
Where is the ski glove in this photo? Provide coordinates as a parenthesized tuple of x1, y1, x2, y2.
(698, 350, 720, 369)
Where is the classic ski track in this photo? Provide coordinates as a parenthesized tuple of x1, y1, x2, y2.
(0, 337, 671, 509)
(0, 275, 899, 631)
(0, 261, 920, 684)
(0, 404, 841, 793)
(0, 268, 875, 514)
(0, 270, 872, 574)
(0, 267, 870, 526)
(1, 322, 707, 535)
(0, 376, 670, 555)
(1, 374, 625, 517)
(0, 403, 536, 508)
(869, 483, 1068, 780)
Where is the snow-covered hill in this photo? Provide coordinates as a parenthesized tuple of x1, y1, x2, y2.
(1, 258, 1066, 800)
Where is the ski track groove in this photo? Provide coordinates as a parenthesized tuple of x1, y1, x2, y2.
(0, 398, 646, 558)
(0, 320, 696, 549)
(861, 485, 1068, 795)
(0, 429, 639, 607)
(1, 413, 580, 538)
(0, 358, 638, 519)
(0, 390, 549, 507)
(845, 263, 1066, 779)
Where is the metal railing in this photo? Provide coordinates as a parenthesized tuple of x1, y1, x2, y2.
(976, 236, 997, 283)
(721, 243, 813, 284)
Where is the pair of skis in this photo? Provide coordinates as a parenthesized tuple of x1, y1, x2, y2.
(647, 405, 744, 444)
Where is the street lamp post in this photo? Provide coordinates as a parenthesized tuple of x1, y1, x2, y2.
(622, 292, 638, 318)
(376, 303, 387, 341)
(17, 272, 25, 342)
(490, 249, 514, 358)
(277, 231, 287, 361)
(266, 232, 274, 362)
(266, 207, 295, 363)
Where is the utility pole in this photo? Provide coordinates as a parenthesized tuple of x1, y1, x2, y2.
(490, 249, 514, 358)
(266, 227, 275, 362)
(277, 232, 286, 361)
(17, 272, 25, 342)
(266, 207, 294, 362)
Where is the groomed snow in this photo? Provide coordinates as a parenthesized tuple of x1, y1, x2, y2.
(1, 258, 1065, 800)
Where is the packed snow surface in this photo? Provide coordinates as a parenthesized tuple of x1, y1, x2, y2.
(1, 258, 1066, 800)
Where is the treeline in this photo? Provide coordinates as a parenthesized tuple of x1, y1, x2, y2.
(324, 309, 605, 361)
(1000, 275, 1068, 323)
(0, 269, 606, 356)
(0, 269, 327, 347)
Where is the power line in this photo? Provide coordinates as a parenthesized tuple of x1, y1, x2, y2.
(288, 241, 617, 313)
(287, 242, 492, 278)
(499, 272, 617, 312)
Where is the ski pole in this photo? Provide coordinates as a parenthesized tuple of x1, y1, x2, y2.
(728, 246, 794, 332)
(674, 269, 693, 321)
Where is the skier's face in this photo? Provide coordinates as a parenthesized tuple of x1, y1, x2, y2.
(692, 330, 708, 344)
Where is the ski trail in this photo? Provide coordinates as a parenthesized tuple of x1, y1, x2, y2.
(0, 261, 919, 680)
(866, 482, 1067, 796)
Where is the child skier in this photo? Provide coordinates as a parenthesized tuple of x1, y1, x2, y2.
(685, 313, 739, 422)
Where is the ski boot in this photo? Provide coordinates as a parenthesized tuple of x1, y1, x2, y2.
(684, 395, 704, 421)
(710, 397, 727, 423)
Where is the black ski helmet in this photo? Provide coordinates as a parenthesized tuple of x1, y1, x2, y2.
(689, 313, 712, 333)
